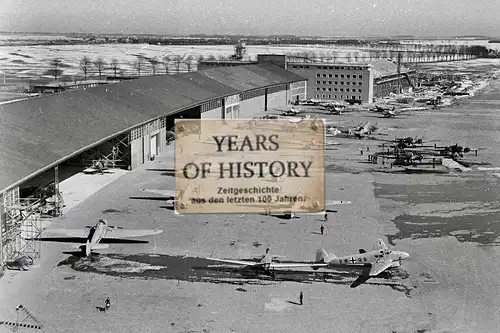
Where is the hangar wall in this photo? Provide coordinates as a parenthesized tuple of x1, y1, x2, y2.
(130, 118, 167, 169)
(290, 81, 307, 103)
(239, 88, 266, 118)
(224, 94, 241, 119)
(266, 84, 288, 110)
(201, 99, 223, 119)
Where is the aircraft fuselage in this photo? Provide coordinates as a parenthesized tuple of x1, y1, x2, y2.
(324, 249, 408, 269)
(87, 222, 107, 245)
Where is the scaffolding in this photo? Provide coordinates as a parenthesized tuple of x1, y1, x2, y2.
(1, 188, 44, 266)
(0, 179, 62, 267)
(67, 134, 131, 169)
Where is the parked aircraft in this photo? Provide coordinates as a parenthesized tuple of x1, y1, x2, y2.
(313, 238, 410, 277)
(46, 219, 163, 256)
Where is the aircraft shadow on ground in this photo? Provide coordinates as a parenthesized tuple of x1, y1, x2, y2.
(129, 196, 174, 201)
(286, 301, 302, 306)
(57, 253, 413, 296)
(159, 205, 175, 211)
(38, 237, 149, 244)
(145, 168, 176, 177)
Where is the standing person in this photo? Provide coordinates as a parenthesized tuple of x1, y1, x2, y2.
(105, 297, 111, 311)
(299, 292, 303, 305)
(324, 211, 328, 222)
(320, 225, 324, 235)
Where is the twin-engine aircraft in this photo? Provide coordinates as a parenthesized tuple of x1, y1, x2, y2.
(47, 219, 163, 256)
(313, 238, 410, 276)
(206, 239, 409, 279)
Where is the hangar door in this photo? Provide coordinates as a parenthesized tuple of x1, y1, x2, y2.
(150, 134, 158, 157)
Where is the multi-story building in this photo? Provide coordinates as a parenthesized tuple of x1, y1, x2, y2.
(198, 54, 415, 103)
(286, 62, 373, 103)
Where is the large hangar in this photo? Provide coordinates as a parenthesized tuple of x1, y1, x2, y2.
(0, 63, 306, 268)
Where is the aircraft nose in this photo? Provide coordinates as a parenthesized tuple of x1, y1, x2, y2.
(401, 252, 410, 260)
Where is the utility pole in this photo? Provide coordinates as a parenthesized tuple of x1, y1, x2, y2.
(397, 52, 402, 94)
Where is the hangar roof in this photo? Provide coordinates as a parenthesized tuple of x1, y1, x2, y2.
(0, 64, 305, 193)
(370, 59, 411, 78)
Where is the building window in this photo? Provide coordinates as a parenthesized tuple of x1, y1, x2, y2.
(359, 75, 363, 79)
(358, 96, 362, 99)
(328, 74, 333, 77)
(334, 81, 338, 85)
(316, 94, 320, 98)
(317, 74, 321, 78)
(293, 65, 298, 68)
(341, 95, 343, 99)
(322, 94, 325, 98)
(335, 66, 339, 70)
(329, 66, 333, 70)
(346, 82, 350, 85)
(322, 74, 327, 78)
(341, 75, 344, 78)
(334, 95, 337, 98)
(316, 81, 320, 84)
(323, 81, 327, 84)
(335, 74, 338, 78)
(352, 95, 356, 99)
(352, 74, 356, 78)
(346, 75, 350, 78)
(323, 66, 328, 69)
(304, 66, 309, 68)
(328, 94, 331, 98)
(358, 89, 362, 93)
(316, 87, 321, 91)
(328, 88, 332, 91)
(322, 88, 326, 91)
(340, 88, 344, 92)
(346, 88, 349, 92)
(328, 81, 332, 84)
(341, 81, 344, 85)
(359, 82, 363, 86)
(334, 88, 338, 92)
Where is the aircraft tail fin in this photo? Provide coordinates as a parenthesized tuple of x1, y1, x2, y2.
(316, 249, 336, 263)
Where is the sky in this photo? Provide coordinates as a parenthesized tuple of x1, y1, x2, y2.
(0, 0, 499, 37)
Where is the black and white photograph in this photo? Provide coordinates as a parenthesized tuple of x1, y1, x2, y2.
(0, 1, 500, 332)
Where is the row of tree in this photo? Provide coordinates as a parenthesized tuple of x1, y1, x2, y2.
(282, 43, 492, 63)
(47, 53, 233, 81)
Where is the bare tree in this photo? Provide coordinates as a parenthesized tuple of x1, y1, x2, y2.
(93, 57, 107, 80)
(110, 58, 120, 76)
(162, 55, 171, 74)
(147, 56, 160, 75)
(206, 54, 216, 60)
(172, 55, 184, 73)
(79, 55, 92, 80)
(132, 57, 145, 76)
(353, 51, 360, 63)
(331, 51, 338, 62)
(48, 58, 63, 81)
(184, 55, 194, 72)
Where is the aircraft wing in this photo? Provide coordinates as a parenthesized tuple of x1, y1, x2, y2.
(368, 261, 393, 276)
(270, 263, 328, 268)
(103, 228, 163, 239)
(141, 189, 176, 197)
(206, 258, 262, 266)
(326, 200, 352, 206)
(44, 228, 89, 238)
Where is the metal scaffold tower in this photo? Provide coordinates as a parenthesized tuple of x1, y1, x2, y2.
(1, 187, 44, 265)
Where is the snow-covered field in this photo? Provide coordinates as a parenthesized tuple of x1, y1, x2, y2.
(0, 43, 373, 79)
